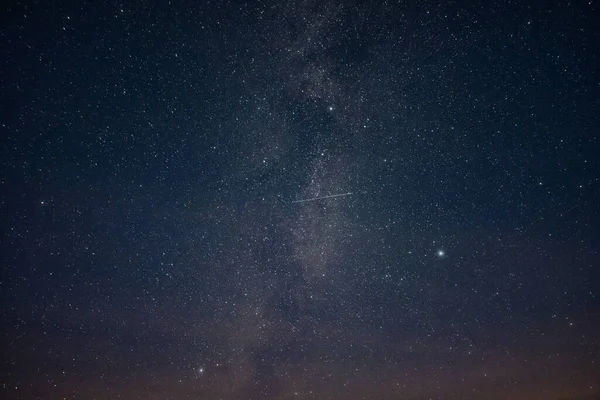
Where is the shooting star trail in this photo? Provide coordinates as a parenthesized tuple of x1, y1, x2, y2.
(291, 192, 353, 204)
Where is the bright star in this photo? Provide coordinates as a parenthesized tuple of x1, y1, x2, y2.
(437, 249, 445, 258)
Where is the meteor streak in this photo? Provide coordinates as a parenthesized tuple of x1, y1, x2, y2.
(291, 192, 353, 203)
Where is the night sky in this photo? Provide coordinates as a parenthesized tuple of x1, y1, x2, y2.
(2, 0, 600, 399)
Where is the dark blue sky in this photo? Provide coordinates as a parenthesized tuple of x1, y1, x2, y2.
(2, 0, 599, 399)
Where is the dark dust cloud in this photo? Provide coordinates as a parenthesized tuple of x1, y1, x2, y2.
(1, 0, 599, 399)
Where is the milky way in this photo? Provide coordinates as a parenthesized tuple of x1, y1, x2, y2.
(1, 0, 599, 399)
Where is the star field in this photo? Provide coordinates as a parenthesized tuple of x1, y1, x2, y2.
(1, 0, 599, 399)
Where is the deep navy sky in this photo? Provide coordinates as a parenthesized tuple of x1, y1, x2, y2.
(2, 0, 600, 399)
